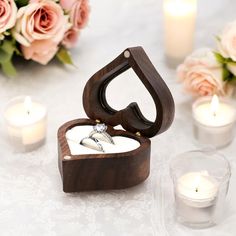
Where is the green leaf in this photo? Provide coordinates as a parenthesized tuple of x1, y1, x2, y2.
(222, 64, 236, 82)
(1, 60, 16, 77)
(14, 47, 22, 56)
(0, 48, 11, 63)
(227, 74, 236, 82)
(223, 66, 230, 81)
(0, 40, 18, 77)
(0, 39, 16, 62)
(215, 35, 221, 42)
(214, 52, 225, 64)
(1, 40, 15, 55)
(56, 47, 74, 65)
(15, 0, 29, 7)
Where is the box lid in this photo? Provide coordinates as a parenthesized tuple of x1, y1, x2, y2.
(83, 46, 175, 138)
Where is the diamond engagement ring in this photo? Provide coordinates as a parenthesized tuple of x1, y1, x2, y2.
(80, 137, 104, 152)
(89, 123, 115, 144)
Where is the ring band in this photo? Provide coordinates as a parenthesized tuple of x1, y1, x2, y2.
(89, 123, 114, 144)
(80, 137, 104, 152)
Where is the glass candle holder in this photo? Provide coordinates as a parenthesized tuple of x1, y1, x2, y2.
(170, 150, 231, 229)
(192, 96, 236, 149)
(4, 96, 47, 152)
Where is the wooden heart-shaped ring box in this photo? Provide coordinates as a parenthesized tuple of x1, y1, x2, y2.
(58, 46, 175, 192)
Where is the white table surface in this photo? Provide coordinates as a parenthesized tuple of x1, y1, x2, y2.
(0, 0, 236, 235)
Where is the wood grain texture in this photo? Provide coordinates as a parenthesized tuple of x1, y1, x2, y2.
(58, 119, 150, 192)
(83, 46, 175, 138)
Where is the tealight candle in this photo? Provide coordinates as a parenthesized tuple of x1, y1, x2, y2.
(4, 96, 47, 152)
(192, 95, 236, 148)
(177, 172, 218, 208)
(163, 0, 197, 67)
(170, 151, 231, 228)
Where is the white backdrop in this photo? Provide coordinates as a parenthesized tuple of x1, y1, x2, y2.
(0, 0, 235, 235)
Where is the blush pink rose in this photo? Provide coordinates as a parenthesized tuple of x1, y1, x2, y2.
(177, 48, 232, 97)
(21, 39, 58, 65)
(13, 0, 67, 46)
(217, 20, 236, 61)
(60, 0, 90, 29)
(62, 28, 79, 49)
(0, 0, 17, 34)
(60, 0, 76, 10)
(12, 0, 68, 64)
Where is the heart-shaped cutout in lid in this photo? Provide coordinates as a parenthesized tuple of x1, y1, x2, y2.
(83, 46, 175, 138)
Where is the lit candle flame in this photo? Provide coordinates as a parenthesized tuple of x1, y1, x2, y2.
(210, 95, 219, 117)
(24, 96, 32, 115)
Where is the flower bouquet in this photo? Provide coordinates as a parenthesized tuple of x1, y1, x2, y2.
(177, 20, 236, 98)
(0, 0, 89, 77)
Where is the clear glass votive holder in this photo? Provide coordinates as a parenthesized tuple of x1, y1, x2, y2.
(170, 150, 231, 229)
(4, 96, 47, 152)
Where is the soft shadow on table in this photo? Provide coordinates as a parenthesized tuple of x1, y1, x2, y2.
(62, 181, 150, 200)
(13, 56, 76, 75)
(57, 181, 153, 220)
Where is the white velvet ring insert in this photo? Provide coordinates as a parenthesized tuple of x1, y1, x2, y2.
(66, 125, 140, 155)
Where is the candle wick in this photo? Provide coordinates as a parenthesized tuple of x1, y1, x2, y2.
(27, 110, 30, 115)
(213, 111, 216, 117)
(195, 188, 198, 193)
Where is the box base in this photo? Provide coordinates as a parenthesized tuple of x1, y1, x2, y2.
(58, 119, 151, 192)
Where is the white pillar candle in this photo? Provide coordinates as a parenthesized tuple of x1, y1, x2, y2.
(192, 95, 236, 148)
(163, 0, 197, 67)
(4, 96, 47, 152)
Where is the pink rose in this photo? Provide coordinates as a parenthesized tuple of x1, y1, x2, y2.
(0, 0, 17, 34)
(62, 28, 79, 49)
(60, 0, 90, 29)
(60, 0, 75, 11)
(177, 48, 231, 97)
(13, 0, 67, 45)
(12, 0, 68, 64)
(217, 20, 236, 61)
(21, 39, 58, 65)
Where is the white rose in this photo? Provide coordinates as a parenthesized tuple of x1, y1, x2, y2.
(217, 20, 236, 61)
